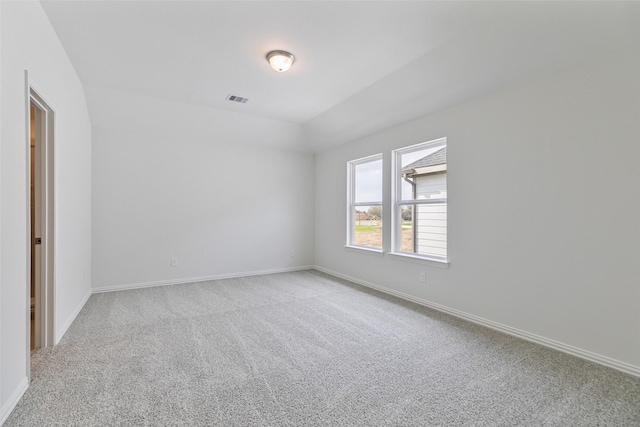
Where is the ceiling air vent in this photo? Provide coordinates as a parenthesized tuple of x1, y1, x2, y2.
(225, 94, 249, 104)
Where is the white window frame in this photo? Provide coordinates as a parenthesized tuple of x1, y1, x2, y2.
(391, 137, 448, 264)
(346, 153, 383, 251)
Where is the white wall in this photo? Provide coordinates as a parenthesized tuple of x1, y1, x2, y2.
(0, 0, 3, 418)
(84, 85, 310, 153)
(0, 1, 92, 421)
(92, 124, 315, 291)
(315, 49, 640, 372)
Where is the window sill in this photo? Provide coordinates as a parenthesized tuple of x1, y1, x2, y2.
(344, 245, 385, 256)
(387, 252, 449, 269)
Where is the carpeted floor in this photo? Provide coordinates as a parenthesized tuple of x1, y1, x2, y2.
(5, 270, 640, 426)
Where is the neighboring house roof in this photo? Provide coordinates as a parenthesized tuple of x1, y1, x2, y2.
(402, 146, 447, 176)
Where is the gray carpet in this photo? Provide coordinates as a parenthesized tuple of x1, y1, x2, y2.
(5, 270, 640, 426)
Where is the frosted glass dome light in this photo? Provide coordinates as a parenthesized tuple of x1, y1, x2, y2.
(266, 50, 295, 72)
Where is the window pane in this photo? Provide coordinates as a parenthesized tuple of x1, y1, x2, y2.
(355, 159, 382, 203)
(400, 146, 446, 201)
(393, 138, 447, 259)
(399, 203, 447, 258)
(399, 205, 414, 253)
(352, 206, 382, 249)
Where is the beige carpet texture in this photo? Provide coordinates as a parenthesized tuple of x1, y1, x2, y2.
(5, 270, 640, 426)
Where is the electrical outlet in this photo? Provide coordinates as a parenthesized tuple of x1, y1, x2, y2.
(419, 272, 426, 283)
(171, 258, 178, 267)
(290, 250, 294, 258)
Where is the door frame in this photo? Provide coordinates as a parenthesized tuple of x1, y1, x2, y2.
(25, 72, 56, 379)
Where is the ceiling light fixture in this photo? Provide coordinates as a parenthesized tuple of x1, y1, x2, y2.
(266, 50, 295, 72)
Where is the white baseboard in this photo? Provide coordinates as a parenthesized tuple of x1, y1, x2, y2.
(92, 265, 315, 294)
(56, 289, 91, 344)
(313, 265, 640, 378)
(1, 377, 28, 426)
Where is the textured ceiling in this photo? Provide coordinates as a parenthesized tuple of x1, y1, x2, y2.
(41, 1, 640, 152)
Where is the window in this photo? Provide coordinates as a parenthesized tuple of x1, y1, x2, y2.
(392, 138, 447, 261)
(347, 154, 383, 250)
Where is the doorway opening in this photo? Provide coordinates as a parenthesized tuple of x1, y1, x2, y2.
(28, 88, 55, 365)
(30, 103, 37, 353)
